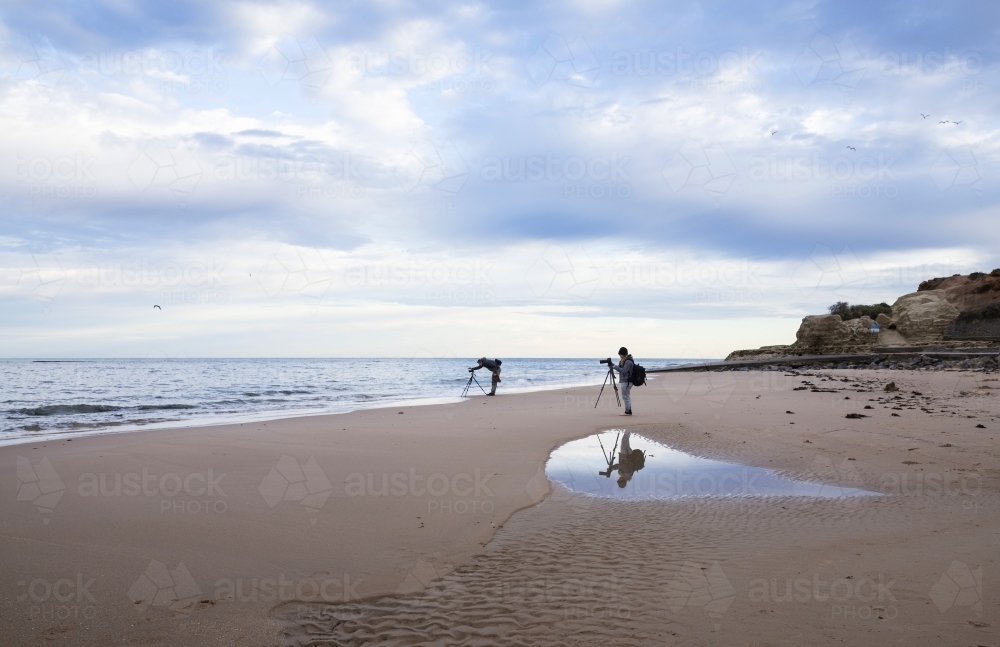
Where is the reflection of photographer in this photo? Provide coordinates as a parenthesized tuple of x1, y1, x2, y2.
(608, 347, 634, 416)
(600, 431, 646, 488)
(469, 357, 502, 395)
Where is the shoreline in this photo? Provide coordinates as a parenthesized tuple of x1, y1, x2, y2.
(3, 368, 998, 646)
(0, 375, 612, 449)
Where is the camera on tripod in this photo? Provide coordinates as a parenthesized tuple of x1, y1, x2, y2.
(595, 358, 620, 408)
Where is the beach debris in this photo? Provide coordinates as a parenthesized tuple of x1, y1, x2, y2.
(845, 413, 868, 419)
(976, 424, 986, 428)
(884, 382, 898, 392)
(786, 410, 794, 414)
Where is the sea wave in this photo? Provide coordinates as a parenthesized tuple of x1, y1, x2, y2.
(14, 403, 196, 416)
(135, 404, 197, 411)
(16, 404, 122, 416)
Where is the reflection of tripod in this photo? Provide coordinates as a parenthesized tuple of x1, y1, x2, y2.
(598, 430, 621, 476)
(461, 370, 488, 397)
(595, 363, 621, 409)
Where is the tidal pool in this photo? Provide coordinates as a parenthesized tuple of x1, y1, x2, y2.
(546, 430, 879, 500)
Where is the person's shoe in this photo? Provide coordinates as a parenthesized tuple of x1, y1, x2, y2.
(620, 411, 632, 416)
(487, 393, 495, 396)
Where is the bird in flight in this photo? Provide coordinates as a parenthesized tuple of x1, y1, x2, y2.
(770, 130, 778, 136)
(939, 120, 950, 124)
(921, 113, 930, 119)
(954, 120, 963, 125)
(153, 305, 161, 310)
(846, 146, 856, 151)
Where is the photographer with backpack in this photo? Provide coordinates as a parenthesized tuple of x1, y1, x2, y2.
(608, 346, 644, 416)
(469, 357, 502, 395)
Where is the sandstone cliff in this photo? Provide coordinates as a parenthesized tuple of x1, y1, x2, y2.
(918, 269, 1000, 311)
(725, 269, 1000, 360)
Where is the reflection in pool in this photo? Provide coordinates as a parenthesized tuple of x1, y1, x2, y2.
(545, 430, 879, 500)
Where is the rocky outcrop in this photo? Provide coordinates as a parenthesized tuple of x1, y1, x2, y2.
(918, 269, 1000, 311)
(724, 315, 877, 360)
(725, 270, 1000, 361)
(789, 314, 878, 354)
(889, 291, 960, 344)
(725, 345, 793, 361)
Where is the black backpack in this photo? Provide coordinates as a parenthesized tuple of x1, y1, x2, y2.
(630, 363, 646, 387)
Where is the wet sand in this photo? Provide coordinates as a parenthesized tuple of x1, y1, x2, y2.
(2, 369, 998, 646)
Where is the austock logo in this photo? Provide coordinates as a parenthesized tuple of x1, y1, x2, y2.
(16, 252, 67, 301)
(748, 571, 898, 620)
(659, 358, 738, 418)
(258, 455, 333, 524)
(929, 146, 982, 195)
(393, 139, 470, 196)
(793, 34, 867, 95)
(128, 560, 202, 614)
(793, 455, 866, 499)
(257, 36, 334, 97)
(11, 34, 66, 86)
(663, 561, 736, 619)
(127, 139, 203, 204)
(16, 456, 66, 523)
(256, 246, 336, 299)
(529, 460, 596, 513)
(929, 560, 982, 616)
(17, 573, 97, 621)
(395, 560, 456, 595)
(524, 246, 600, 300)
(791, 244, 869, 302)
(526, 33, 599, 88)
(662, 139, 737, 195)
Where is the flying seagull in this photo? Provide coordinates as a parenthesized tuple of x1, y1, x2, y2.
(921, 113, 930, 119)
(153, 305, 161, 310)
(770, 130, 778, 135)
(939, 120, 950, 124)
(954, 120, 963, 124)
(846, 146, 856, 151)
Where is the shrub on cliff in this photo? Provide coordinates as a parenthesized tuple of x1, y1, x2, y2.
(827, 301, 892, 321)
(955, 302, 1000, 322)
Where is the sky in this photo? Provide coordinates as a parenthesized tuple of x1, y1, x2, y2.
(0, 0, 997, 358)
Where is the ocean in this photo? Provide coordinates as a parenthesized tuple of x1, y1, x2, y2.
(1, 358, 698, 446)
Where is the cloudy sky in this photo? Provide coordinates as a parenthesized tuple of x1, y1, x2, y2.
(1, 0, 997, 358)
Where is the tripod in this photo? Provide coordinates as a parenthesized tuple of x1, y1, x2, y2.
(461, 370, 488, 397)
(595, 363, 621, 409)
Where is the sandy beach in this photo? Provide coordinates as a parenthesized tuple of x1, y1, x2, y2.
(2, 369, 998, 646)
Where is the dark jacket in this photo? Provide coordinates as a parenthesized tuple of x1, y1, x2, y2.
(472, 358, 500, 373)
(612, 355, 634, 383)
